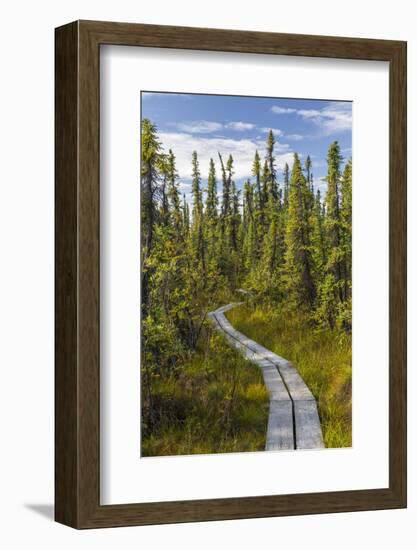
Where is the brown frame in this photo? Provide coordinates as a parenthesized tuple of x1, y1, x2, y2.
(55, 20, 407, 529)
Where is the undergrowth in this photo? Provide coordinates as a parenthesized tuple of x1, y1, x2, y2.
(141, 326, 269, 457)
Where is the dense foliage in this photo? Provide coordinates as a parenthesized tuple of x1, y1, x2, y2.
(141, 119, 352, 453)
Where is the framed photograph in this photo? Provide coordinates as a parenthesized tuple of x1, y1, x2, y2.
(55, 20, 406, 528)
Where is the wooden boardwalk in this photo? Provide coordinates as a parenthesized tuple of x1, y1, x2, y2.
(208, 303, 324, 451)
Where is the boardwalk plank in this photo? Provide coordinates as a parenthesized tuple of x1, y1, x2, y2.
(266, 400, 294, 451)
(275, 364, 315, 401)
(294, 400, 325, 449)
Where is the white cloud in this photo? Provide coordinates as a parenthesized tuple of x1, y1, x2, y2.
(270, 101, 352, 136)
(175, 120, 223, 133)
(297, 109, 321, 119)
(226, 121, 256, 131)
(286, 133, 304, 141)
(158, 132, 293, 182)
(297, 102, 352, 135)
(271, 106, 297, 114)
(173, 119, 258, 134)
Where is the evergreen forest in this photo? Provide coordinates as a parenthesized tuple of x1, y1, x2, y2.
(141, 118, 352, 456)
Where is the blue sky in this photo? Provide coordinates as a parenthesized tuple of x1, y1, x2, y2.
(141, 92, 352, 203)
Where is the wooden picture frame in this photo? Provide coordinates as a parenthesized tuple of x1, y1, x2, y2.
(55, 20, 407, 529)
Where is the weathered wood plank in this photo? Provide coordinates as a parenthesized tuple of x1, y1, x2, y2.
(261, 366, 290, 401)
(294, 400, 325, 449)
(266, 400, 294, 451)
(274, 364, 315, 402)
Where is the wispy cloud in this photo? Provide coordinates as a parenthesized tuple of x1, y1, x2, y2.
(271, 106, 297, 114)
(286, 133, 304, 141)
(175, 120, 223, 134)
(226, 121, 256, 131)
(173, 120, 258, 134)
(298, 103, 352, 135)
(270, 101, 352, 136)
(158, 132, 293, 182)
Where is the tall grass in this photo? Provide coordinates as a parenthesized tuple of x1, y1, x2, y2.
(226, 304, 352, 448)
(141, 326, 269, 457)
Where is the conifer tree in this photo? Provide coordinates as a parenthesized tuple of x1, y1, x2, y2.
(316, 141, 346, 328)
(340, 158, 352, 286)
(325, 141, 344, 296)
(182, 193, 190, 235)
(261, 160, 271, 224)
(158, 154, 170, 225)
(166, 149, 182, 236)
(191, 151, 206, 273)
(266, 130, 278, 203)
(283, 162, 290, 211)
(311, 188, 326, 280)
(218, 153, 231, 230)
(230, 180, 240, 253)
(141, 118, 162, 256)
(252, 150, 264, 226)
(283, 153, 316, 307)
(141, 118, 163, 315)
(206, 158, 218, 223)
(205, 157, 219, 264)
(305, 155, 312, 189)
(339, 158, 352, 329)
(191, 151, 203, 220)
(242, 181, 255, 270)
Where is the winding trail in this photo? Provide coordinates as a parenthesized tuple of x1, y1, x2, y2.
(208, 302, 324, 451)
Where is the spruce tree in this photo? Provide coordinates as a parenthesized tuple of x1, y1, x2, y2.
(261, 160, 271, 224)
(206, 158, 218, 223)
(266, 130, 278, 203)
(191, 151, 206, 273)
(141, 118, 163, 315)
(283, 153, 316, 307)
(311, 188, 326, 281)
(283, 162, 290, 211)
(325, 141, 344, 298)
(305, 155, 312, 190)
(341, 158, 352, 290)
(252, 150, 264, 226)
(166, 149, 182, 237)
(205, 158, 219, 263)
(339, 158, 352, 329)
(141, 118, 162, 256)
(182, 193, 190, 235)
(316, 141, 346, 328)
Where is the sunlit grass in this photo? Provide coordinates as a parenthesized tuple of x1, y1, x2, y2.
(141, 327, 269, 457)
(226, 304, 352, 448)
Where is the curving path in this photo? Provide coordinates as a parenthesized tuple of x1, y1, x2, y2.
(208, 303, 324, 451)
